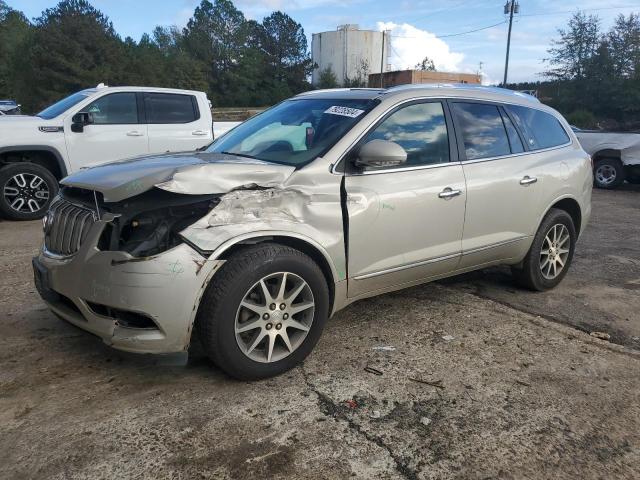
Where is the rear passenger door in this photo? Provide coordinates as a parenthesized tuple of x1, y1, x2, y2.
(450, 100, 543, 268)
(144, 93, 212, 154)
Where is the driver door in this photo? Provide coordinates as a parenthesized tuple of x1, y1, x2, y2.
(64, 92, 149, 170)
(345, 100, 467, 297)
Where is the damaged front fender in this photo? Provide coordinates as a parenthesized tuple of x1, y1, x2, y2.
(179, 182, 346, 283)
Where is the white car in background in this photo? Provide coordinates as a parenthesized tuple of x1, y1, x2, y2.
(0, 85, 228, 220)
(572, 126, 640, 189)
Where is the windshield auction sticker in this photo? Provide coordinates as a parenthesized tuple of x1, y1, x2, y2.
(324, 106, 365, 118)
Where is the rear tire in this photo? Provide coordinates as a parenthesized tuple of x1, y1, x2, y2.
(196, 243, 330, 380)
(593, 158, 624, 189)
(511, 208, 576, 291)
(0, 163, 58, 220)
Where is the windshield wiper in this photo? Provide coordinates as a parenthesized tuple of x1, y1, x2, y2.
(220, 151, 259, 160)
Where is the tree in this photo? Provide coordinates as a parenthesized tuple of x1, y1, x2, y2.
(182, 0, 248, 106)
(607, 13, 640, 78)
(415, 56, 436, 71)
(0, 1, 31, 99)
(13, 0, 126, 111)
(257, 11, 313, 99)
(317, 66, 338, 89)
(544, 11, 601, 80)
(344, 59, 370, 87)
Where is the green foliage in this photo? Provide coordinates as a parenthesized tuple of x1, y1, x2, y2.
(343, 59, 370, 87)
(0, 0, 313, 111)
(545, 11, 601, 81)
(512, 10, 640, 130)
(317, 66, 338, 89)
(565, 109, 597, 129)
(0, 1, 30, 99)
(415, 56, 436, 71)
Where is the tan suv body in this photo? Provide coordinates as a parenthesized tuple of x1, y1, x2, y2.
(34, 85, 592, 379)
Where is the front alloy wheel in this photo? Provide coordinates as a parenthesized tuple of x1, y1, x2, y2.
(196, 243, 329, 380)
(4, 172, 50, 214)
(0, 163, 58, 220)
(235, 272, 315, 363)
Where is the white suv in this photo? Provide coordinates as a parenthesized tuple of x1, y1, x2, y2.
(34, 85, 592, 380)
(0, 85, 216, 220)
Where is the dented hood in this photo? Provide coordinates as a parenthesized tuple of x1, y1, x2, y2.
(61, 152, 296, 202)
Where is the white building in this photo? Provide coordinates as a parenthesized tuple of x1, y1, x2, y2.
(311, 25, 389, 87)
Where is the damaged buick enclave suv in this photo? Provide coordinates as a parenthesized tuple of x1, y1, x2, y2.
(33, 85, 592, 379)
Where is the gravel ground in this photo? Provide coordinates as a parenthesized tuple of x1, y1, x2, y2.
(0, 188, 639, 479)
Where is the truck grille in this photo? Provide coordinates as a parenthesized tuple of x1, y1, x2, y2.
(45, 199, 97, 256)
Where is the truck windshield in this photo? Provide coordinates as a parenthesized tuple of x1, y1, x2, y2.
(37, 90, 94, 119)
(207, 98, 378, 166)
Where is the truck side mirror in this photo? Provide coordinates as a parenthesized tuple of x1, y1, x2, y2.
(71, 112, 94, 133)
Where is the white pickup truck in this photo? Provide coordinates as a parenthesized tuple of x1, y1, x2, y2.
(0, 85, 238, 220)
(572, 127, 640, 189)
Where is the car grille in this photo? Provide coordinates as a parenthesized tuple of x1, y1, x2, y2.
(45, 199, 97, 256)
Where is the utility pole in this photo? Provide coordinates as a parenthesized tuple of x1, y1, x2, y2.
(380, 30, 387, 88)
(503, 1, 519, 86)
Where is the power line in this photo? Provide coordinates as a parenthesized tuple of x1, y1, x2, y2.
(390, 20, 507, 40)
(519, 5, 639, 17)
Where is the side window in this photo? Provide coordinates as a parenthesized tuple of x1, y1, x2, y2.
(144, 93, 198, 124)
(363, 102, 450, 167)
(85, 93, 138, 124)
(451, 102, 511, 160)
(501, 110, 524, 154)
(507, 105, 570, 150)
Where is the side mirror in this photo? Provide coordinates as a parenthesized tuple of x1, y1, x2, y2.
(355, 139, 407, 169)
(71, 112, 94, 133)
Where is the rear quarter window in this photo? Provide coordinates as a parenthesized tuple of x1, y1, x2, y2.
(144, 93, 199, 124)
(507, 105, 570, 150)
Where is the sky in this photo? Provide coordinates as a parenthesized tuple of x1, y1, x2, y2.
(9, 0, 640, 85)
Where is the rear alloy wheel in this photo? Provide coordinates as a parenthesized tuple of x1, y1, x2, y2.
(0, 163, 58, 220)
(511, 208, 576, 291)
(196, 243, 329, 380)
(594, 158, 624, 189)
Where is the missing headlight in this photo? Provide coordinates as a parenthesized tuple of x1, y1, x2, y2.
(96, 189, 219, 257)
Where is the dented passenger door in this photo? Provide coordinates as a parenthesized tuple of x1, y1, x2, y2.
(344, 100, 466, 298)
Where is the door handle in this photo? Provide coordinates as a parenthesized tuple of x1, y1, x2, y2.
(192, 130, 209, 136)
(126, 130, 144, 137)
(438, 187, 463, 199)
(520, 175, 538, 185)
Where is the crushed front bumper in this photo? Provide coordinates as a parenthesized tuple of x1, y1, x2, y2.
(33, 218, 224, 354)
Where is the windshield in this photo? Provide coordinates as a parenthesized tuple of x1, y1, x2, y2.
(37, 90, 94, 119)
(207, 97, 378, 166)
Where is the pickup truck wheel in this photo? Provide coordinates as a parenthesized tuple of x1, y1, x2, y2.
(196, 243, 329, 380)
(0, 163, 58, 220)
(593, 158, 624, 189)
(511, 208, 576, 291)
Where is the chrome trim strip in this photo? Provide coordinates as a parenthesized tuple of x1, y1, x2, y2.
(353, 252, 460, 280)
(462, 236, 529, 255)
(459, 142, 572, 166)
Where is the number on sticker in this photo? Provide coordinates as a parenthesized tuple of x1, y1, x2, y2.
(324, 106, 365, 118)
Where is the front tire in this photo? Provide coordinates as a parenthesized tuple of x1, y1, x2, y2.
(196, 243, 330, 380)
(511, 208, 576, 291)
(593, 158, 624, 189)
(0, 163, 58, 220)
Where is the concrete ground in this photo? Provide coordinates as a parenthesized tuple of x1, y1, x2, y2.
(1, 187, 639, 479)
